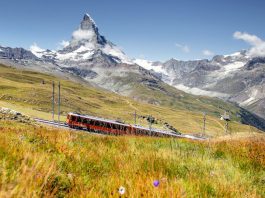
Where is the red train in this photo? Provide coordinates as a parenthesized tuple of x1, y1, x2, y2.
(66, 112, 179, 138)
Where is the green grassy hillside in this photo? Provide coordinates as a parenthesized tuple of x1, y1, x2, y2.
(0, 64, 262, 136)
(0, 121, 264, 197)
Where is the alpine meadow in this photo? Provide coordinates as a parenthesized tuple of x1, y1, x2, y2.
(0, 1, 265, 197)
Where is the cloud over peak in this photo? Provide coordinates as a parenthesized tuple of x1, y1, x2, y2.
(175, 43, 190, 53)
(202, 49, 214, 56)
(233, 31, 265, 57)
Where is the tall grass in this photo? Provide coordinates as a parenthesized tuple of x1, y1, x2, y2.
(0, 121, 264, 197)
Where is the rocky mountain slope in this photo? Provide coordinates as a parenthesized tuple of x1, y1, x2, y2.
(136, 51, 265, 120)
(0, 14, 160, 97)
(1, 14, 265, 130)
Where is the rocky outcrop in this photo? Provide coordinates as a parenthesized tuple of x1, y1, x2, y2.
(0, 46, 38, 60)
(0, 107, 31, 123)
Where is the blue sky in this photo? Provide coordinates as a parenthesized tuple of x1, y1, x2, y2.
(0, 0, 264, 61)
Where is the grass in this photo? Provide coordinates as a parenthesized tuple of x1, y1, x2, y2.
(0, 64, 262, 137)
(0, 120, 264, 197)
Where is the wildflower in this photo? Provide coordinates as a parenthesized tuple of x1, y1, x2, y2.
(118, 186, 126, 195)
(153, 180, 160, 187)
(67, 173, 73, 181)
(19, 135, 25, 141)
(161, 177, 167, 182)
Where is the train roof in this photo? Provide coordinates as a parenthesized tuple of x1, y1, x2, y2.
(68, 112, 177, 136)
(68, 112, 130, 127)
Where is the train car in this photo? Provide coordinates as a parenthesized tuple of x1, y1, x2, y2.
(66, 112, 178, 137)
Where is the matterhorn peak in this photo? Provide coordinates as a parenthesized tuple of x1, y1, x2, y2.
(83, 13, 93, 21)
(80, 13, 97, 31)
(52, 13, 132, 64)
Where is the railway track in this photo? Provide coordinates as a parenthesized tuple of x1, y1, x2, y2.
(34, 118, 103, 135)
(34, 118, 206, 140)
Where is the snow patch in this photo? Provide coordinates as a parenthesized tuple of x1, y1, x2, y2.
(30, 43, 46, 58)
(240, 97, 257, 106)
(224, 51, 241, 58)
(103, 44, 133, 64)
(174, 84, 229, 98)
(134, 59, 167, 75)
(240, 89, 259, 106)
(210, 61, 246, 79)
(223, 61, 245, 74)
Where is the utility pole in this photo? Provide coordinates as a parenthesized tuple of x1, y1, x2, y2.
(52, 81, 55, 122)
(148, 115, 152, 136)
(225, 120, 229, 134)
(203, 112, 206, 136)
(222, 111, 230, 135)
(58, 81, 61, 124)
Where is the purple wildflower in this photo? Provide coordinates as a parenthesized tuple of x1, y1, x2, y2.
(153, 180, 160, 187)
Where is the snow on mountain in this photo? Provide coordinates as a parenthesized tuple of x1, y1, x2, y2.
(223, 61, 245, 74)
(30, 43, 46, 58)
(174, 84, 229, 98)
(102, 44, 133, 64)
(133, 59, 167, 75)
(29, 13, 133, 65)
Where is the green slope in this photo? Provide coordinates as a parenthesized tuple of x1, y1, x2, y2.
(0, 64, 263, 136)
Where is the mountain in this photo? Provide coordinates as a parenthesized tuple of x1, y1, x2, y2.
(135, 51, 265, 120)
(30, 14, 132, 65)
(1, 14, 265, 131)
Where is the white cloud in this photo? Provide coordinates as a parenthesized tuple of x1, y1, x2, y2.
(233, 31, 265, 57)
(175, 43, 190, 53)
(59, 40, 70, 48)
(202, 49, 214, 56)
(72, 28, 95, 41)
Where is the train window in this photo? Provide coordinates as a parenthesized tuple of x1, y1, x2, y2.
(67, 115, 70, 119)
(106, 123, 111, 128)
(83, 118, 87, 124)
(94, 121, 100, 126)
(113, 124, 119, 130)
(77, 116, 81, 122)
(71, 116, 76, 121)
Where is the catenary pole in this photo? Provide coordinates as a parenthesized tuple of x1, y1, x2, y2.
(52, 81, 55, 122)
(58, 81, 61, 124)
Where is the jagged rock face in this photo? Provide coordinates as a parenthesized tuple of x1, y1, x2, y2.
(136, 51, 265, 119)
(60, 14, 107, 54)
(0, 46, 38, 60)
(244, 57, 265, 70)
